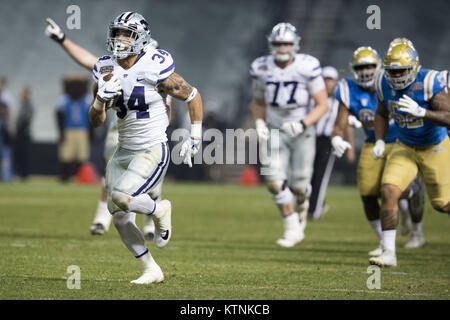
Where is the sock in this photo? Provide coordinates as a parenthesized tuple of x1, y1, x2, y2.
(113, 211, 147, 256)
(138, 251, 158, 271)
(369, 219, 382, 239)
(128, 194, 156, 215)
(412, 221, 423, 234)
(382, 230, 397, 253)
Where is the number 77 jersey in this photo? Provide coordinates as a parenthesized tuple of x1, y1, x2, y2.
(92, 45, 173, 150)
(250, 53, 325, 128)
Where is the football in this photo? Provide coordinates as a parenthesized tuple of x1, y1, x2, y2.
(103, 73, 113, 81)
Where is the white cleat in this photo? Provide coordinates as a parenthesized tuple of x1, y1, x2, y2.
(276, 212, 304, 248)
(152, 200, 172, 248)
(130, 264, 164, 285)
(404, 232, 425, 248)
(368, 243, 383, 256)
(369, 249, 397, 267)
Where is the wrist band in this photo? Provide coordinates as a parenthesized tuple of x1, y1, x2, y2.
(190, 122, 202, 139)
(185, 87, 198, 103)
(93, 96, 106, 111)
(57, 33, 66, 44)
(300, 120, 307, 128)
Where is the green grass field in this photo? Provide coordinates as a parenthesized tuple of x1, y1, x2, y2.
(0, 180, 449, 300)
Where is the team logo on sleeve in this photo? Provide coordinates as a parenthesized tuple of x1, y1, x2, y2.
(100, 66, 114, 74)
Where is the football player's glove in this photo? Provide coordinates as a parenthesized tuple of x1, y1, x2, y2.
(331, 136, 352, 158)
(281, 120, 305, 138)
(371, 139, 386, 160)
(398, 94, 426, 118)
(97, 74, 121, 101)
(348, 115, 363, 128)
(45, 18, 65, 43)
(179, 123, 202, 168)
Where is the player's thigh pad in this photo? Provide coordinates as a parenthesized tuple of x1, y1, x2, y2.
(357, 143, 392, 196)
(114, 142, 170, 197)
(417, 137, 450, 209)
(104, 130, 119, 161)
(288, 126, 316, 191)
(263, 127, 291, 182)
(382, 142, 418, 191)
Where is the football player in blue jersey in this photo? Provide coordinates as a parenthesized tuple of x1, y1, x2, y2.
(370, 38, 450, 267)
(331, 46, 425, 257)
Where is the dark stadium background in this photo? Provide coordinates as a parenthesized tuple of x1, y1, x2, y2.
(0, 0, 449, 182)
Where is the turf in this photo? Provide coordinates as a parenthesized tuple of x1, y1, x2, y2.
(0, 180, 449, 300)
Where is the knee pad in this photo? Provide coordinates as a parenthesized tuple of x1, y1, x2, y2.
(290, 184, 311, 201)
(272, 187, 294, 206)
(111, 190, 131, 211)
(266, 180, 284, 194)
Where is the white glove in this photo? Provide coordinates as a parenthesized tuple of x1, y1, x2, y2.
(255, 119, 269, 141)
(179, 123, 202, 167)
(97, 75, 122, 101)
(398, 94, 426, 118)
(348, 115, 362, 128)
(45, 18, 65, 43)
(371, 139, 386, 160)
(331, 136, 352, 158)
(281, 120, 305, 138)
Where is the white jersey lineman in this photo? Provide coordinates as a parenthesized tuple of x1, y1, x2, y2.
(250, 53, 324, 193)
(250, 53, 324, 127)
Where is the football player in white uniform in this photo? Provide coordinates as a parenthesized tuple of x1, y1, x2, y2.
(250, 23, 328, 247)
(45, 17, 168, 239)
(88, 12, 203, 284)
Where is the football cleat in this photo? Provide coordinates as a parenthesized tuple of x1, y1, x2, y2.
(277, 212, 304, 248)
(404, 231, 425, 249)
(152, 200, 172, 248)
(368, 242, 383, 256)
(369, 249, 397, 267)
(90, 223, 106, 235)
(130, 264, 164, 285)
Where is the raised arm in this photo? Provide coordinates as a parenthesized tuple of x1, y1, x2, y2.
(45, 18, 97, 71)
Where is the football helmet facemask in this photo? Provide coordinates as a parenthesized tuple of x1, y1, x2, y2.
(107, 12, 151, 59)
(349, 46, 381, 89)
(383, 38, 421, 90)
(267, 22, 300, 62)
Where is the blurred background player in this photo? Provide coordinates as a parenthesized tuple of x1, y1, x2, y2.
(308, 66, 356, 220)
(331, 46, 425, 257)
(250, 22, 328, 247)
(89, 11, 203, 284)
(55, 74, 92, 182)
(0, 77, 13, 182)
(45, 17, 164, 238)
(13, 87, 34, 181)
(371, 38, 450, 267)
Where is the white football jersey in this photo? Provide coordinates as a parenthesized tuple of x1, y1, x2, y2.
(93, 45, 173, 150)
(250, 53, 325, 128)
